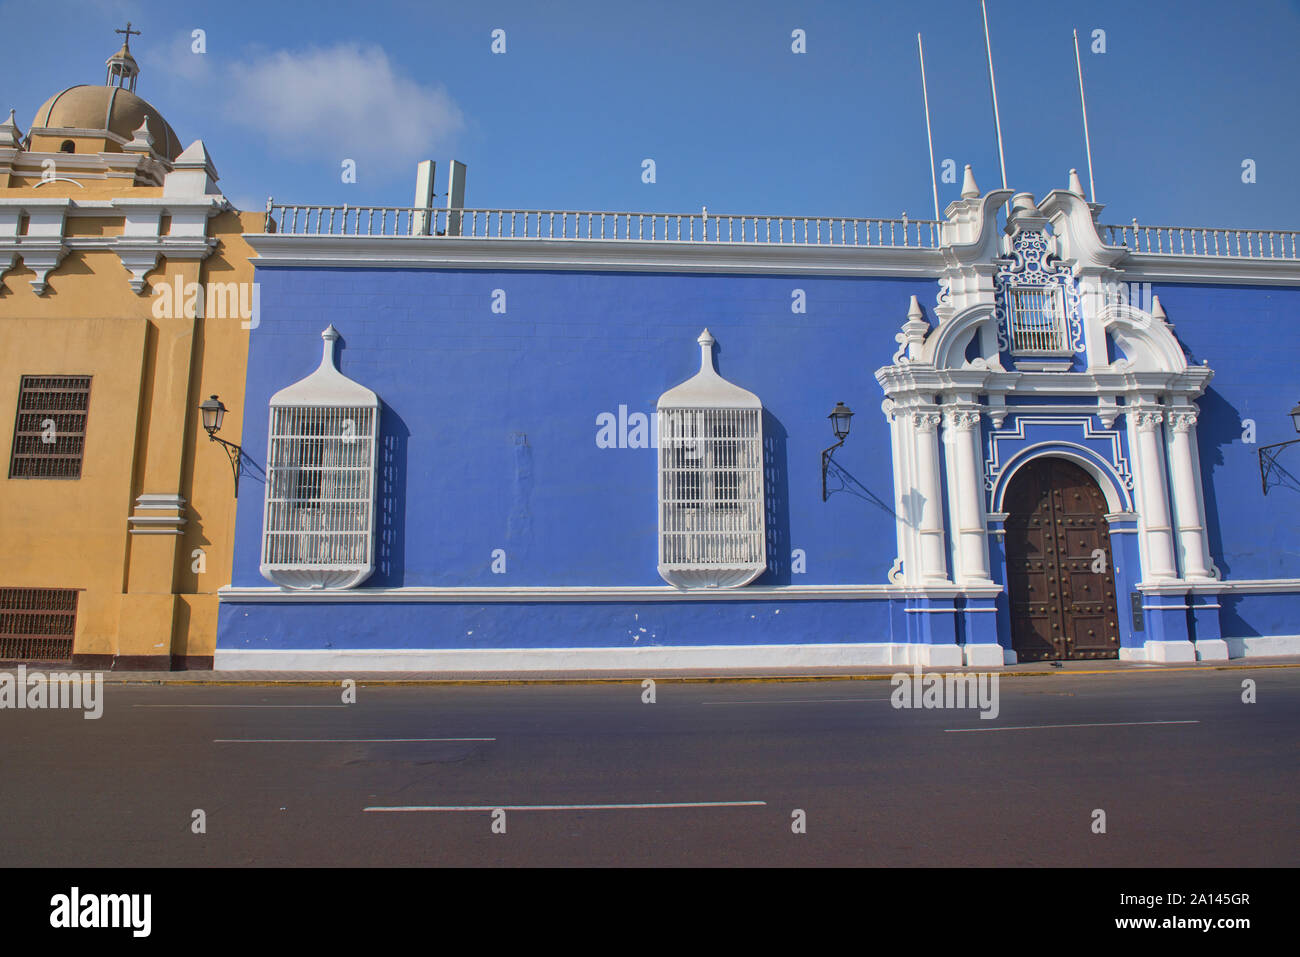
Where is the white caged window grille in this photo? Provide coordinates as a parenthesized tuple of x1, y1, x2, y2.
(657, 330, 766, 589)
(260, 325, 380, 590)
(1006, 284, 1068, 353)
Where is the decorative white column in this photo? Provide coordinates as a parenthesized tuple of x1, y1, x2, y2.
(944, 408, 992, 584)
(1166, 410, 1216, 580)
(913, 410, 949, 583)
(1130, 409, 1179, 581)
(883, 399, 911, 584)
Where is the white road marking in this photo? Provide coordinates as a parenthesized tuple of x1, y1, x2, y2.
(944, 720, 1200, 733)
(214, 737, 495, 743)
(700, 697, 891, 705)
(364, 801, 767, 812)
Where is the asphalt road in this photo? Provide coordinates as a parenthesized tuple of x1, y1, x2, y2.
(1, 668, 1296, 866)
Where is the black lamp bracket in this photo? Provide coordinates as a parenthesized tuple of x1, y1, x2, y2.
(822, 436, 847, 502)
(1259, 437, 1300, 495)
(207, 431, 245, 497)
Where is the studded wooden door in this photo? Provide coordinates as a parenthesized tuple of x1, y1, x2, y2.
(1005, 458, 1121, 661)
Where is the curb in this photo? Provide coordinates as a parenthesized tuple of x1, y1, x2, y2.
(79, 660, 1300, 687)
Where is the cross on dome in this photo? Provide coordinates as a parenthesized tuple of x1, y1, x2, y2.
(106, 23, 142, 91)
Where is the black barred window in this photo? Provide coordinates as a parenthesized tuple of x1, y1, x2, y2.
(0, 588, 77, 660)
(8, 376, 91, 479)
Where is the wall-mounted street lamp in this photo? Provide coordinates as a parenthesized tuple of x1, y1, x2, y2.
(822, 401, 854, 501)
(200, 394, 244, 497)
(1258, 402, 1300, 495)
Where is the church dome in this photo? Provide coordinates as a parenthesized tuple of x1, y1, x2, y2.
(30, 84, 182, 160)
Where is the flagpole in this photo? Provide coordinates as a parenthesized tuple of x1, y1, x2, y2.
(917, 33, 940, 222)
(1073, 28, 1097, 202)
(981, 0, 1008, 197)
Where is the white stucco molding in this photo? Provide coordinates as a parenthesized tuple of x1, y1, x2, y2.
(991, 442, 1132, 514)
(1142, 578, 1300, 595)
(112, 196, 226, 293)
(1098, 302, 1189, 375)
(244, 234, 948, 277)
(1040, 187, 1300, 284)
(935, 187, 1016, 322)
(126, 493, 187, 535)
(219, 582, 1003, 603)
(921, 302, 1000, 370)
(1113, 255, 1300, 286)
(0, 196, 224, 295)
(1037, 189, 1126, 276)
(0, 197, 71, 294)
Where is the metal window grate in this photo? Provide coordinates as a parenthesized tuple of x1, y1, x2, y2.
(659, 408, 764, 566)
(0, 588, 77, 660)
(262, 406, 377, 568)
(1007, 286, 1067, 353)
(8, 376, 92, 479)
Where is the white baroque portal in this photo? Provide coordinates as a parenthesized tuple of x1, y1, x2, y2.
(876, 177, 1221, 665)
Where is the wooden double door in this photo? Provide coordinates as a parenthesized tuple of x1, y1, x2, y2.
(1004, 458, 1121, 661)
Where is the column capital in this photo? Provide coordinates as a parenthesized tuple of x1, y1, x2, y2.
(913, 411, 942, 433)
(1168, 411, 1198, 434)
(943, 409, 982, 432)
(1132, 409, 1165, 432)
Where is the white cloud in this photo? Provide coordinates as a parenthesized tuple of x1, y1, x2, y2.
(227, 43, 464, 173)
(145, 28, 214, 84)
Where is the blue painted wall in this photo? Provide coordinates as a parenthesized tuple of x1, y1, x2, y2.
(1153, 282, 1300, 582)
(231, 267, 933, 590)
(218, 597, 903, 651)
(219, 268, 1300, 653)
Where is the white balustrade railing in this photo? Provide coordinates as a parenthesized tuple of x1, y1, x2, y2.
(1101, 221, 1300, 259)
(263, 203, 944, 248)
(260, 204, 1298, 260)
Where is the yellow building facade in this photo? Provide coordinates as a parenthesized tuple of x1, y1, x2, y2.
(0, 32, 259, 668)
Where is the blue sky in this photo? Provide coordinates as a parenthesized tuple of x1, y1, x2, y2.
(5, 0, 1299, 228)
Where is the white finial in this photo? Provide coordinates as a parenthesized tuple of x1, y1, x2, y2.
(1067, 168, 1085, 196)
(960, 164, 979, 199)
(321, 325, 340, 367)
(1010, 192, 1035, 214)
(0, 109, 21, 149)
(125, 116, 154, 152)
(907, 295, 923, 322)
(1151, 295, 1166, 321)
(697, 328, 716, 371)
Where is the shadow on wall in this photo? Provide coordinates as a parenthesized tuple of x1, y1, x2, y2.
(1192, 385, 1300, 640)
(371, 405, 409, 587)
(759, 409, 791, 585)
(1218, 595, 1259, 638)
(1195, 386, 1241, 581)
(825, 458, 899, 521)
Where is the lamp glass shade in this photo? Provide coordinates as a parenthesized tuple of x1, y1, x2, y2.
(1290, 403, 1300, 434)
(200, 395, 226, 433)
(829, 402, 854, 440)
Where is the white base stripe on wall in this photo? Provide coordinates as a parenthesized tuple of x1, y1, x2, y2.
(216, 642, 968, 672)
(216, 635, 1300, 672)
(1118, 635, 1300, 662)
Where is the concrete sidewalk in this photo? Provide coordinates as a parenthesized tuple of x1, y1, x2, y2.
(4, 656, 1299, 685)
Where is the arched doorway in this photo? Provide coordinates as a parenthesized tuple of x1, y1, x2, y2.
(1004, 458, 1121, 661)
